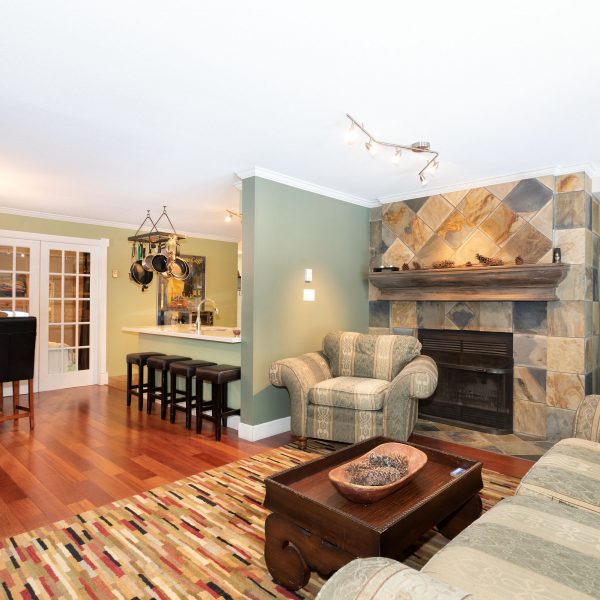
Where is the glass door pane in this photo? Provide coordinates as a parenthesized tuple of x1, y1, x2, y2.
(0, 243, 33, 316)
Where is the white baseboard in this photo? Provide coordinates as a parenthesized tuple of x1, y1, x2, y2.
(238, 416, 291, 442)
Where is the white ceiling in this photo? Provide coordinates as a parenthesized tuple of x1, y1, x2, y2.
(1, 1, 599, 242)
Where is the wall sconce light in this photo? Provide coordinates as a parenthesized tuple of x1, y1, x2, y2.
(345, 113, 439, 186)
(304, 268, 313, 283)
(225, 209, 243, 223)
(303, 289, 316, 302)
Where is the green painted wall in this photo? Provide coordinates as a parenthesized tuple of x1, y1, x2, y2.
(241, 177, 369, 426)
(0, 213, 238, 376)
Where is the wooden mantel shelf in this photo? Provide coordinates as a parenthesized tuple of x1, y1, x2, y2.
(369, 263, 568, 301)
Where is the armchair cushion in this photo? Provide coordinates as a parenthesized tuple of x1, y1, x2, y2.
(309, 377, 390, 411)
(323, 331, 421, 381)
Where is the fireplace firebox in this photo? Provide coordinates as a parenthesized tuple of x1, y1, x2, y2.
(418, 329, 513, 434)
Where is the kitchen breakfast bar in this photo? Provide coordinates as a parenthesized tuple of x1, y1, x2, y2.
(123, 325, 242, 418)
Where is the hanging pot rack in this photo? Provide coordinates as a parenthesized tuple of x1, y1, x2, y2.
(127, 205, 186, 244)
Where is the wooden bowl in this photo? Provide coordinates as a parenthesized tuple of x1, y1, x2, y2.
(328, 442, 428, 503)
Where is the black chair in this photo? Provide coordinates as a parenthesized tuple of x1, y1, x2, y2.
(169, 360, 217, 429)
(126, 352, 166, 410)
(146, 355, 191, 419)
(0, 316, 37, 430)
(195, 364, 241, 440)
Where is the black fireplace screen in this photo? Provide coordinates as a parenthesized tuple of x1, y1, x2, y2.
(418, 329, 514, 434)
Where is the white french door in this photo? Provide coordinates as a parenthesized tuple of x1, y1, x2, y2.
(0, 230, 107, 394)
(39, 241, 99, 390)
(0, 238, 40, 396)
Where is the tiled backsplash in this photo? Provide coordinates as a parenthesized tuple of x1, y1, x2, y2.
(369, 172, 600, 441)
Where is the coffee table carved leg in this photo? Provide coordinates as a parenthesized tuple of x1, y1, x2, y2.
(437, 494, 482, 539)
(265, 513, 355, 591)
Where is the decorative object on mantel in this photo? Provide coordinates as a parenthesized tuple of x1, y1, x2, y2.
(373, 265, 400, 272)
(412, 261, 422, 270)
(402, 263, 410, 271)
(432, 260, 455, 269)
(345, 114, 439, 186)
(515, 256, 524, 265)
(369, 262, 568, 301)
(128, 206, 188, 292)
(328, 442, 428, 503)
(553, 247, 561, 263)
(476, 253, 504, 267)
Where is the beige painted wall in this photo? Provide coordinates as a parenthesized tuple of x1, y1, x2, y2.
(0, 213, 238, 377)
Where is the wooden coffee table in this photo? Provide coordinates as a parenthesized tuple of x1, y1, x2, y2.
(263, 436, 483, 591)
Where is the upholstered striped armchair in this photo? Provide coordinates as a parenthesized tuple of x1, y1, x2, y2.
(269, 331, 438, 449)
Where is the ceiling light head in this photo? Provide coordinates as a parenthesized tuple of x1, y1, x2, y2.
(225, 209, 242, 223)
(411, 141, 431, 153)
(365, 139, 377, 157)
(392, 148, 402, 165)
(419, 173, 428, 186)
(345, 121, 357, 144)
(428, 159, 439, 174)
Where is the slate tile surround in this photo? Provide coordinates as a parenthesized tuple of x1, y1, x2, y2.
(369, 173, 600, 441)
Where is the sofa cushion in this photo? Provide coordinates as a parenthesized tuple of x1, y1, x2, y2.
(516, 437, 600, 514)
(323, 331, 421, 381)
(423, 494, 600, 600)
(316, 557, 476, 600)
(309, 377, 389, 411)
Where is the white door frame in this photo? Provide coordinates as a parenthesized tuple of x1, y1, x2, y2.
(0, 229, 109, 387)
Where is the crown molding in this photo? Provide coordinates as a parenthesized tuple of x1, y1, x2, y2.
(235, 166, 378, 208)
(377, 162, 600, 203)
(0, 206, 239, 244)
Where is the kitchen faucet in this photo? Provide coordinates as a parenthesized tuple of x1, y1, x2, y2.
(196, 298, 220, 334)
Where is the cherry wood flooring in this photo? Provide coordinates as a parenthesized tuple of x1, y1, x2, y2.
(0, 385, 289, 538)
(0, 385, 533, 538)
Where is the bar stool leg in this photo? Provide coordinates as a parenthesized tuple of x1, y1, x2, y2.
(185, 375, 194, 430)
(127, 362, 133, 406)
(160, 369, 169, 420)
(137, 364, 145, 412)
(12, 381, 19, 426)
(213, 382, 223, 441)
(221, 384, 229, 428)
(147, 366, 156, 414)
(196, 380, 204, 434)
(28, 379, 34, 430)
(170, 372, 178, 424)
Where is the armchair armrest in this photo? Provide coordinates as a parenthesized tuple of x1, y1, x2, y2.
(384, 355, 438, 440)
(316, 557, 476, 600)
(573, 394, 600, 441)
(269, 351, 332, 437)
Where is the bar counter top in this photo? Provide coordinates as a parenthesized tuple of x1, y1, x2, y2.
(122, 325, 241, 344)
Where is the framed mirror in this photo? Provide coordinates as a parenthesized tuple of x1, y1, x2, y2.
(156, 255, 206, 325)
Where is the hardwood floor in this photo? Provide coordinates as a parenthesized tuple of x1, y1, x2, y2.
(0, 385, 290, 538)
(0, 385, 533, 539)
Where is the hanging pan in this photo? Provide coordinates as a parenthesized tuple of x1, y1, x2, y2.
(129, 259, 153, 291)
(169, 257, 190, 281)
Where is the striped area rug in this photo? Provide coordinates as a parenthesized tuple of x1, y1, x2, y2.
(0, 444, 520, 599)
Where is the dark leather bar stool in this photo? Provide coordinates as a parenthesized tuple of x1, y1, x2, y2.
(195, 364, 241, 441)
(0, 316, 37, 430)
(146, 355, 191, 419)
(126, 352, 166, 410)
(169, 359, 217, 429)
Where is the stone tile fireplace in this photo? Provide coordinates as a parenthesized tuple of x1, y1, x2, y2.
(368, 172, 600, 440)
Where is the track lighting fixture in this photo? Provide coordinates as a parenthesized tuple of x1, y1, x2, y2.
(345, 114, 439, 185)
(365, 138, 377, 157)
(346, 121, 357, 144)
(225, 209, 242, 223)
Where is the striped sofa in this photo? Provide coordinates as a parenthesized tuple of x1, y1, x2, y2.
(269, 331, 438, 448)
(316, 397, 600, 600)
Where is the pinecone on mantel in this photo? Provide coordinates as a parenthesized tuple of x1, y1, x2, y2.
(476, 253, 504, 267)
(412, 261, 422, 270)
(432, 260, 455, 269)
(402, 263, 410, 271)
